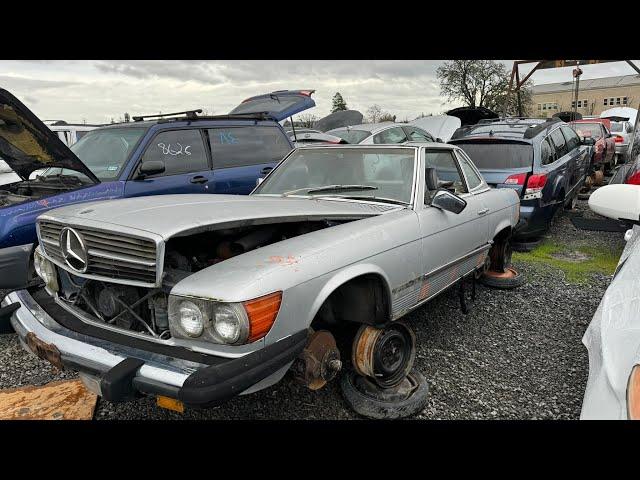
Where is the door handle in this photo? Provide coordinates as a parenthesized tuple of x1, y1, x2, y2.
(260, 166, 273, 175)
(190, 175, 208, 184)
(477, 208, 489, 215)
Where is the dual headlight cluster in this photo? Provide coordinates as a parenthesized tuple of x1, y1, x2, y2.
(34, 246, 59, 294)
(168, 292, 282, 345)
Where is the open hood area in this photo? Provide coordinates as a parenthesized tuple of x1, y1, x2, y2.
(0, 89, 99, 183)
(446, 106, 499, 126)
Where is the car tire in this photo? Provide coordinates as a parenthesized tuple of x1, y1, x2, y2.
(340, 368, 429, 420)
(512, 238, 542, 252)
(488, 238, 512, 272)
(480, 267, 525, 289)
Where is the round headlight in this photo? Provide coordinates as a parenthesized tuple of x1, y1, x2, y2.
(213, 304, 248, 344)
(178, 301, 204, 337)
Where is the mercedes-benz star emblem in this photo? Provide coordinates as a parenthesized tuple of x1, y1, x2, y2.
(59, 227, 88, 273)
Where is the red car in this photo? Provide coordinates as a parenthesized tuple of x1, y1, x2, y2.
(570, 119, 617, 172)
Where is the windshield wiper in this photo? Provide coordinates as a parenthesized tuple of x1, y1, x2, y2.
(282, 184, 378, 197)
(321, 195, 410, 206)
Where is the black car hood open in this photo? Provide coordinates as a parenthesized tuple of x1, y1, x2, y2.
(313, 110, 364, 132)
(446, 106, 499, 126)
(0, 89, 99, 183)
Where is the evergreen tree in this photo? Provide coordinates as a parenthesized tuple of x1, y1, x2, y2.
(331, 92, 348, 113)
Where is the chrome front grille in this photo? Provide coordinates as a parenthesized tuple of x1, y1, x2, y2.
(38, 220, 158, 286)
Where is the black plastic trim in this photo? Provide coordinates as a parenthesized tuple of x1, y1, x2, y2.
(100, 358, 145, 402)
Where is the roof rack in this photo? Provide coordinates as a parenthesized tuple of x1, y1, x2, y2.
(523, 117, 562, 139)
(133, 109, 203, 122)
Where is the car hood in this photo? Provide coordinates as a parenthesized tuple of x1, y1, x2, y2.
(313, 110, 364, 132)
(0, 89, 99, 183)
(40, 194, 397, 240)
(409, 115, 461, 142)
(446, 106, 498, 126)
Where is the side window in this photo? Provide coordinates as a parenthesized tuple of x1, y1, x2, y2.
(141, 129, 208, 177)
(541, 138, 555, 165)
(75, 130, 89, 141)
(561, 126, 580, 151)
(424, 150, 467, 197)
(404, 127, 434, 142)
(549, 129, 568, 158)
(373, 127, 408, 144)
(208, 126, 291, 169)
(456, 152, 483, 190)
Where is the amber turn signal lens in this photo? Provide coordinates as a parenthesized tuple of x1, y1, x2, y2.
(627, 365, 640, 419)
(244, 292, 282, 342)
(157, 396, 184, 413)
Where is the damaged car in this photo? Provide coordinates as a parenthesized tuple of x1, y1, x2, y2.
(1, 143, 520, 418)
(0, 89, 312, 292)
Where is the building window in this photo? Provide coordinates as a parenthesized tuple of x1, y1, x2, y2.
(611, 98, 615, 105)
(616, 97, 621, 105)
(624, 97, 628, 105)
(537, 104, 542, 111)
(604, 98, 608, 106)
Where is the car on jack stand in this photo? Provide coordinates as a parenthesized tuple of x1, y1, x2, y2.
(1, 143, 520, 419)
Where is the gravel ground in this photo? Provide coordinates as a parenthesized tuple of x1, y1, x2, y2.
(0, 185, 627, 420)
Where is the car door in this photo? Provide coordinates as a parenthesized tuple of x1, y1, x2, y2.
(547, 127, 573, 204)
(206, 125, 293, 194)
(560, 125, 588, 196)
(417, 148, 489, 299)
(124, 128, 214, 197)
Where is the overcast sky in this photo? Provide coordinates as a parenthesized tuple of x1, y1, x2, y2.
(1, 60, 638, 124)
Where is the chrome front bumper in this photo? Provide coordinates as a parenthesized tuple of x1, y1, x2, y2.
(1, 289, 307, 407)
(2, 289, 198, 394)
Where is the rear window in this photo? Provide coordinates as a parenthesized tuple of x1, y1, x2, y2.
(611, 123, 623, 132)
(572, 123, 603, 139)
(330, 129, 371, 144)
(454, 142, 533, 169)
(208, 126, 291, 169)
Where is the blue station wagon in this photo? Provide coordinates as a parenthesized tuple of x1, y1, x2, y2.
(0, 89, 316, 290)
(450, 117, 591, 241)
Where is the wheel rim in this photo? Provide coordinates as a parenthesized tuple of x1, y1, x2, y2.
(352, 322, 416, 389)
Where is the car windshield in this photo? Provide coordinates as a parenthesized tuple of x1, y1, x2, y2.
(39, 127, 146, 182)
(572, 123, 603, 139)
(254, 147, 416, 204)
(329, 129, 371, 144)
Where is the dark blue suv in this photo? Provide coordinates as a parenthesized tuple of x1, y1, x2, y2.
(450, 118, 590, 241)
(0, 89, 315, 290)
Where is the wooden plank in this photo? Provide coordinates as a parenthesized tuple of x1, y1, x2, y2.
(0, 379, 98, 420)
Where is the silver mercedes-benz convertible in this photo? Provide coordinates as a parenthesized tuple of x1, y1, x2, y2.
(1, 143, 520, 417)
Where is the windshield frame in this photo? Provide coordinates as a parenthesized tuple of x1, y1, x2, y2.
(251, 145, 419, 208)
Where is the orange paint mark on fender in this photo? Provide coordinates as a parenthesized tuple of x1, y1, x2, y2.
(267, 255, 299, 266)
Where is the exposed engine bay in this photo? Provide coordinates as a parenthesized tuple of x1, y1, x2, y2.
(0, 174, 85, 208)
(55, 219, 356, 339)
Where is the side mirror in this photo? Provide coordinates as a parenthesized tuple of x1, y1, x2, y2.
(431, 189, 467, 214)
(588, 184, 640, 222)
(137, 160, 165, 179)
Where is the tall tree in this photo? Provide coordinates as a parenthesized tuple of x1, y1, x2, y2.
(331, 92, 348, 113)
(297, 113, 318, 128)
(366, 104, 383, 123)
(437, 60, 533, 116)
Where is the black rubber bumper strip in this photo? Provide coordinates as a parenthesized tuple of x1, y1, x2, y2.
(100, 357, 145, 403)
(178, 329, 308, 408)
(0, 302, 20, 333)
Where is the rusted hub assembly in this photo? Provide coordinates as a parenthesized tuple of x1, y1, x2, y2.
(592, 169, 605, 186)
(352, 321, 416, 389)
(293, 330, 342, 390)
(483, 266, 519, 280)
